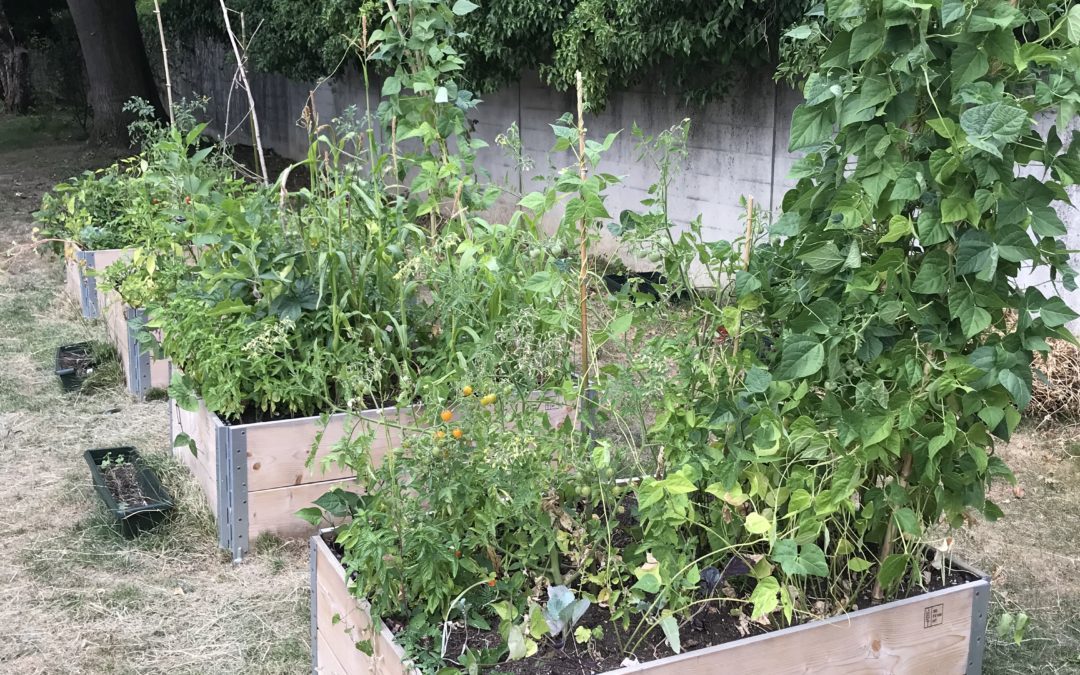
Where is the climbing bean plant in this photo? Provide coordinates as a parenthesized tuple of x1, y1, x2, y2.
(746, 0, 1080, 600)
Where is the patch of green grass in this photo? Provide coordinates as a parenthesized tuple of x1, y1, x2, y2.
(253, 532, 285, 556)
(105, 583, 146, 611)
(80, 341, 125, 393)
(0, 112, 86, 151)
(261, 636, 309, 671)
(144, 387, 169, 401)
(985, 603, 1080, 674)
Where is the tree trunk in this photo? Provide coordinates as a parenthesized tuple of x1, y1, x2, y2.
(65, 0, 163, 145)
(0, 0, 31, 114)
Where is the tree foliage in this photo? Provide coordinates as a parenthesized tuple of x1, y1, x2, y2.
(158, 0, 808, 106)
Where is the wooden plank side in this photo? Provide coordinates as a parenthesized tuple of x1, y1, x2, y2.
(170, 400, 220, 519)
(249, 478, 365, 540)
(102, 290, 172, 392)
(243, 407, 414, 492)
(89, 249, 131, 312)
(63, 249, 83, 309)
(103, 297, 133, 386)
(149, 355, 170, 389)
(100, 290, 127, 349)
(613, 586, 976, 675)
(316, 630, 350, 675)
(315, 537, 409, 675)
(243, 396, 562, 494)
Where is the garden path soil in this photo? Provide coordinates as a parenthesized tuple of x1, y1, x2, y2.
(0, 113, 1077, 673)
(0, 115, 309, 674)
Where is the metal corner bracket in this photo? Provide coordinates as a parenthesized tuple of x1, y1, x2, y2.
(76, 250, 100, 318)
(966, 579, 991, 675)
(310, 537, 319, 674)
(124, 307, 152, 398)
(215, 425, 250, 562)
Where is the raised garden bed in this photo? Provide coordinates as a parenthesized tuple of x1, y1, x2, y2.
(100, 289, 169, 398)
(172, 396, 572, 561)
(84, 446, 173, 537)
(63, 242, 131, 319)
(55, 342, 98, 392)
(61, 244, 170, 397)
(171, 398, 416, 561)
(310, 533, 991, 674)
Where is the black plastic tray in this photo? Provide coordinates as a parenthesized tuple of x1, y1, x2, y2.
(84, 447, 174, 537)
(55, 342, 95, 392)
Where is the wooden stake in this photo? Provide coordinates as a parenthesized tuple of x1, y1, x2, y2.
(576, 71, 590, 384)
(152, 0, 174, 126)
(873, 451, 913, 603)
(218, 0, 268, 184)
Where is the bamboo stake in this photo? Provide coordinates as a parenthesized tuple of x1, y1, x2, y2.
(575, 71, 590, 385)
(873, 451, 913, 603)
(218, 0, 268, 184)
(730, 196, 754, 358)
(152, 0, 174, 126)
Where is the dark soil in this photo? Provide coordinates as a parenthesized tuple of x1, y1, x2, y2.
(442, 561, 977, 675)
(57, 345, 95, 377)
(102, 462, 151, 508)
(325, 530, 981, 675)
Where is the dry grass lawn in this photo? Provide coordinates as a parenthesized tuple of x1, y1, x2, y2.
(0, 117, 310, 674)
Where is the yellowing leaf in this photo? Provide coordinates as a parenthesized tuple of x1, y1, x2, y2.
(744, 512, 773, 535)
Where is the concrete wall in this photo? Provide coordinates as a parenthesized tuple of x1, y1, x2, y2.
(173, 39, 1078, 322)
(172, 40, 801, 249)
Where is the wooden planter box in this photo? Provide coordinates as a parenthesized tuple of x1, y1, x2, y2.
(173, 396, 572, 561)
(63, 243, 131, 319)
(101, 290, 170, 398)
(310, 535, 990, 675)
(171, 398, 413, 561)
(62, 244, 170, 397)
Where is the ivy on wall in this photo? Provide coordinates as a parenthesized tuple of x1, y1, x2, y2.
(155, 0, 808, 107)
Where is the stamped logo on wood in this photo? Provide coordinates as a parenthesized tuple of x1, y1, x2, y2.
(924, 603, 944, 628)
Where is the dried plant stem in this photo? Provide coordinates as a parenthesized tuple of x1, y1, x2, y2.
(391, 115, 399, 182)
(218, 0, 268, 184)
(152, 0, 174, 125)
(576, 71, 590, 383)
(872, 450, 913, 603)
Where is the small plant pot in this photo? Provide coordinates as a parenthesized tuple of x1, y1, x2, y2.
(55, 342, 97, 392)
(84, 447, 174, 537)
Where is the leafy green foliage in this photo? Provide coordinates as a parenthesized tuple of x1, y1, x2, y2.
(747, 0, 1079, 599)
(116, 0, 570, 422)
(160, 0, 809, 107)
